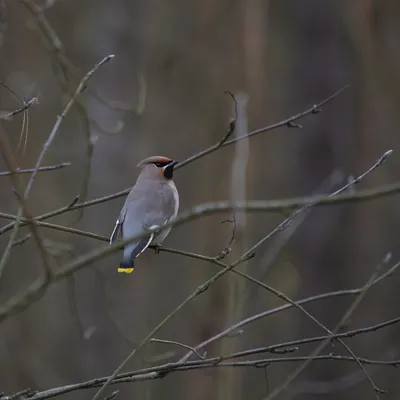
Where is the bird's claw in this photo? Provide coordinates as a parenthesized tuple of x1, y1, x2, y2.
(152, 244, 162, 254)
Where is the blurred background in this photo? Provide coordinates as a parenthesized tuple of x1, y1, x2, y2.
(1, 0, 400, 399)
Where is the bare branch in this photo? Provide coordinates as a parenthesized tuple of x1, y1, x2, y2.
(217, 153, 393, 395)
(225, 317, 400, 362)
(150, 338, 205, 360)
(0, 54, 113, 283)
(90, 149, 391, 399)
(215, 216, 236, 260)
(176, 86, 349, 170)
(0, 80, 35, 155)
(0, 126, 53, 280)
(20, 0, 143, 115)
(3, 5, 398, 400)
(173, 259, 400, 359)
(0, 86, 351, 236)
(1, 178, 399, 243)
(11, 233, 31, 247)
(244, 170, 343, 308)
(0, 212, 109, 241)
(3, 314, 399, 400)
(0, 162, 70, 176)
(24, 54, 114, 199)
(0, 96, 38, 120)
(233, 149, 393, 266)
(0, 148, 394, 327)
(264, 254, 393, 399)
(218, 90, 237, 145)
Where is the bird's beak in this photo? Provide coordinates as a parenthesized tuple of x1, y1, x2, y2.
(169, 160, 179, 168)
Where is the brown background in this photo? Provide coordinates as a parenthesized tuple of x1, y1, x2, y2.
(1, 1, 400, 399)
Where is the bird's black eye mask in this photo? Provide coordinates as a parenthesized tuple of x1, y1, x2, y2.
(154, 161, 170, 168)
(153, 160, 178, 179)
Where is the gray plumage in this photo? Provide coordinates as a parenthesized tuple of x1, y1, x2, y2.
(110, 156, 179, 270)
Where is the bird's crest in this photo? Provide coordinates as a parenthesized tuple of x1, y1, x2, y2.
(137, 156, 173, 168)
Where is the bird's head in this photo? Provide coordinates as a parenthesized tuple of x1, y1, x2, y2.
(137, 156, 178, 180)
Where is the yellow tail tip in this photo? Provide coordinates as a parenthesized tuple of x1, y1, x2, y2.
(118, 268, 134, 274)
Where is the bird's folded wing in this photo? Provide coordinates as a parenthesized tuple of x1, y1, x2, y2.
(131, 233, 154, 258)
(110, 219, 122, 244)
(110, 206, 128, 244)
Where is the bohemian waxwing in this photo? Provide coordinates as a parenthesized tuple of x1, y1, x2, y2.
(110, 156, 179, 273)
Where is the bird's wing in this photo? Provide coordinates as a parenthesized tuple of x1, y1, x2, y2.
(142, 186, 177, 229)
(141, 185, 177, 245)
(117, 190, 156, 263)
(110, 218, 122, 244)
(129, 232, 154, 258)
(110, 202, 129, 245)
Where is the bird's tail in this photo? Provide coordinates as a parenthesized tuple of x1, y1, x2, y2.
(117, 236, 153, 274)
(118, 257, 134, 274)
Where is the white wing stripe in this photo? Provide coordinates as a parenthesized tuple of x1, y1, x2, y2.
(135, 233, 154, 257)
(110, 219, 121, 245)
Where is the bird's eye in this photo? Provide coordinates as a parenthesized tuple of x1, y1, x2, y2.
(154, 162, 164, 168)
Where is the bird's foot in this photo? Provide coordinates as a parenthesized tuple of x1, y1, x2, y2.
(152, 244, 162, 254)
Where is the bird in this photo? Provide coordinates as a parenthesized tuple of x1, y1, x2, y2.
(110, 156, 179, 273)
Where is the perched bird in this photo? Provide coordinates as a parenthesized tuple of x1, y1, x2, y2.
(110, 156, 179, 273)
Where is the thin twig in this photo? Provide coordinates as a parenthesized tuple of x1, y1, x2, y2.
(263, 254, 393, 400)
(0, 55, 113, 282)
(4, 355, 399, 400)
(4, 315, 399, 400)
(0, 162, 71, 176)
(244, 170, 343, 309)
(0, 211, 109, 241)
(215, 215, 236, 260)
(218, 90, 237, 145)
(224, 315, 400, 361)
(175, 260, 400, 359)
(0, 126, 53, 280)
(178, 151, 393, 366)
(103, 391, 119, 400)
(0, 86, 350, 236)
(20, 0, 143, 115)
(0, 184, 395, 326)
(233, 150, 393, 267)
(90, 150, 391, 399)
(0, 81, 34, 155)
(1, 178, 399, 242)
(209, 152, 393, 395)
(0, 55, 114, 307)
(176, 85, 349, 170)
(24, 54, 114, 199)
(149, 338, 205, 360)
(0, 151, 393, 324)
(0, 96, 38, 120)
(11, 233, 31, 247)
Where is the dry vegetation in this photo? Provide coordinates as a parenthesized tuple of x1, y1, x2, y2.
(1, 1, 400, 400)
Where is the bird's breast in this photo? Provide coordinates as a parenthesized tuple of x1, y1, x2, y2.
(167, 180, 179, 217)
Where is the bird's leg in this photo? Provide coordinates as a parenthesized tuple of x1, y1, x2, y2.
(152, 244, 162, 254)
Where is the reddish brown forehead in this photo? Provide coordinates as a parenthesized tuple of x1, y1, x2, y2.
(137, 156, 172, 168)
